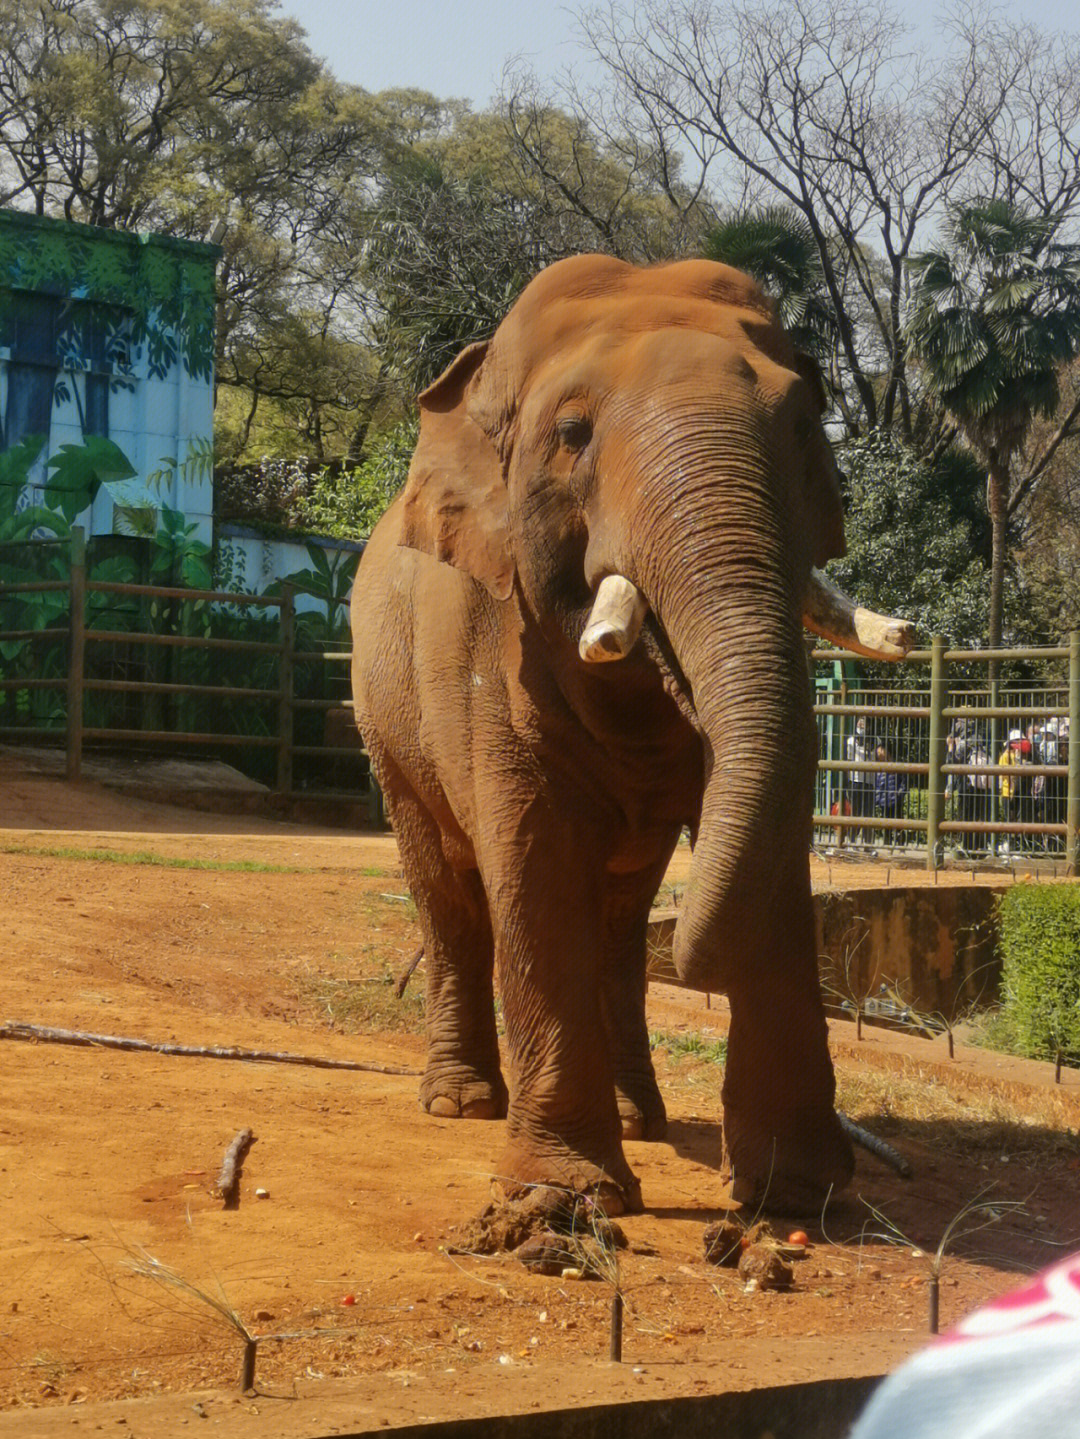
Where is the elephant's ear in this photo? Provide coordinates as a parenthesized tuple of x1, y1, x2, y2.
(399, 342, 515, 600)
(792, 350, 846, 565)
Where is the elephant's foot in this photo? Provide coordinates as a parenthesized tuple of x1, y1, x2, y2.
(724, 1107, 854, 1215)
(494, 1139, 643, 1216)
(616, 1086, 668, 1142)
(420, 1064, 508, 1121)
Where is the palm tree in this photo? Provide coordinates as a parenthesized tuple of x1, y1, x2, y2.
(703, 206, 839, 364)
(904, 199, 1080, 650)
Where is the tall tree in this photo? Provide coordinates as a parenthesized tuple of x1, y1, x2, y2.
(565, 0, 1080, 439)
(703, 207, 838, 363)
(0, 0, 390, 453)
(360, 98, 701, 402)
(904, 199, 1080, 649)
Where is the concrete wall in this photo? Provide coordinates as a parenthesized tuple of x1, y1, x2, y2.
(815, 885, 1004, 1019)
(647, 884, 1005, 1020)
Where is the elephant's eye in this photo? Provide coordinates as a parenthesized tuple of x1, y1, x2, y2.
(556, 414, 592, 451)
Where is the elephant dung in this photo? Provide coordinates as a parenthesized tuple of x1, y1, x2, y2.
(738, 1243, 794, 1291)
(446, 1185, 627, 1273)
(703, 1217, 773, 1267)
(513, 1234, 572, 1276)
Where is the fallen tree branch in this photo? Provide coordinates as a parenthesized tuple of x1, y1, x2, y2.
(218, 1128, 254, 1210)
(0, 1022, 419, 1076)
(394, 945, 425, 999)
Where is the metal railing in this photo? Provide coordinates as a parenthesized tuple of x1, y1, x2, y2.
(812, 635, 1080, 871)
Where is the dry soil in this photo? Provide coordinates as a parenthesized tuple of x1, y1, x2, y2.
(1, 749, 1077, 1437)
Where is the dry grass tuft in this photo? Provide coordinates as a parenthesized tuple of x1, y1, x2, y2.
(836, 1063, 1078, 1156)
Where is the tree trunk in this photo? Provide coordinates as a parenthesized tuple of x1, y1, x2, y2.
(987, 449, 1011, 666)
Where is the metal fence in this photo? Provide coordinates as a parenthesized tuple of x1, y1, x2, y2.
(0, 527, 379, 819)
(813, 636, 1080, 870)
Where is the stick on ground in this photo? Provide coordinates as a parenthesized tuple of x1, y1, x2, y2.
(839, 1111, 913, 1178)
(394, 945, 425, 999)
(218, 1128, 255, 1210)
(0, 1022, 418, 1076)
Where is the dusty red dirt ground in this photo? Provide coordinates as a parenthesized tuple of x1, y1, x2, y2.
(1, 748, 1078, 1436)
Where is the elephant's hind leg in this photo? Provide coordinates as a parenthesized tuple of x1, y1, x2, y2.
(377, 756, 507, 1121)
(602, 864, 669, 1143)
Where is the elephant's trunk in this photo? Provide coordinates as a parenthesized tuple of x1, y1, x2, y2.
(631, 460, 818, 994)
(671, 590, 816, 992)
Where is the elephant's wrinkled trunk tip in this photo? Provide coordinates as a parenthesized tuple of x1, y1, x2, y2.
(579, 574, 648, 662)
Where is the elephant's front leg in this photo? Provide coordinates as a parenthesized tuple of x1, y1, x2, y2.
(721, 892, 853, 1210)
(484, 808, 642, 1212)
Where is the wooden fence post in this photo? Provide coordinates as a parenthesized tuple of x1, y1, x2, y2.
(925, 635, 947, 870)
(277, 584, 294, 795)
(66, 526, 86, 784)
(1067, 630, 1080, 876)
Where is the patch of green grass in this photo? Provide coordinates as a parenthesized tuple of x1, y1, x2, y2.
(653, 881, 685, 908)
(649, 1030, 727, 1064)
(0, 844, 311, 873)
(0, 844, 396, 878)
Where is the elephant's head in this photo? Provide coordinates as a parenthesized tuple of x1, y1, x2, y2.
(398, 255, 909, 1000)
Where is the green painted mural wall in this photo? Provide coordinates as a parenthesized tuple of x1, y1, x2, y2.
(0, 210, 219, 567)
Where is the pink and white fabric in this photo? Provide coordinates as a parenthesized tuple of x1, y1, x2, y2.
(851, 1253, 1080, 1438)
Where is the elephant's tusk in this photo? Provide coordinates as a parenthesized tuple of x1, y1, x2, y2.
(580, 575, 649, 662)
(803, 568, 916, 660)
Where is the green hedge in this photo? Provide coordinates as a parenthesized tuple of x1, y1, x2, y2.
(998, 884, 1080, 1064)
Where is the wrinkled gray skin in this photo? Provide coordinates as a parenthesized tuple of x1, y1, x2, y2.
(351, 254, 854, 1213)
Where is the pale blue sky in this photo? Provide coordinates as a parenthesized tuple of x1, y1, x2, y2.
(279, 1, 1080, 106)
(281, 2, 582, 104)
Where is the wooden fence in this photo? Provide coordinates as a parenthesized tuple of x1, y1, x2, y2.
(4, 528, 1080, 864)
(0, 527, 381, 822)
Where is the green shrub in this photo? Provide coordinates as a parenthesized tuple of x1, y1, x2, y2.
(997, 884, 1080, 1064)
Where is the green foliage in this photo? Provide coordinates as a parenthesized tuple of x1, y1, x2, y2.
(147, 438, 215, 496)
(292, 423, 416, 539)
(149, 507, 213, 589)
(0, 437, 55, 543)
(272, 542, 359, 643)
(45, 438, 137, 520)
(703, 206, 838, 361)
(0, 214, 217, 381)
(828, 432, 989, 647)
(905, 200, 1080, 452)
(997, 884, 1080, 1064)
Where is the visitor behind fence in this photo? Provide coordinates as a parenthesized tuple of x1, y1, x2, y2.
(847, 716, 874, 847)
(1041, 719, 1068, 853)
(998, 730, 1033, 855)
(873, 744, 907, 847)
(947, 719, 991, 852)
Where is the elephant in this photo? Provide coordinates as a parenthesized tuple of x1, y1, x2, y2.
(351, 254, 913, 1214)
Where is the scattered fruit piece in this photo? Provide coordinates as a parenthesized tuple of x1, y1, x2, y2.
(341, 1294, 356, 1306)
(788, 1230, 810, 1247)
